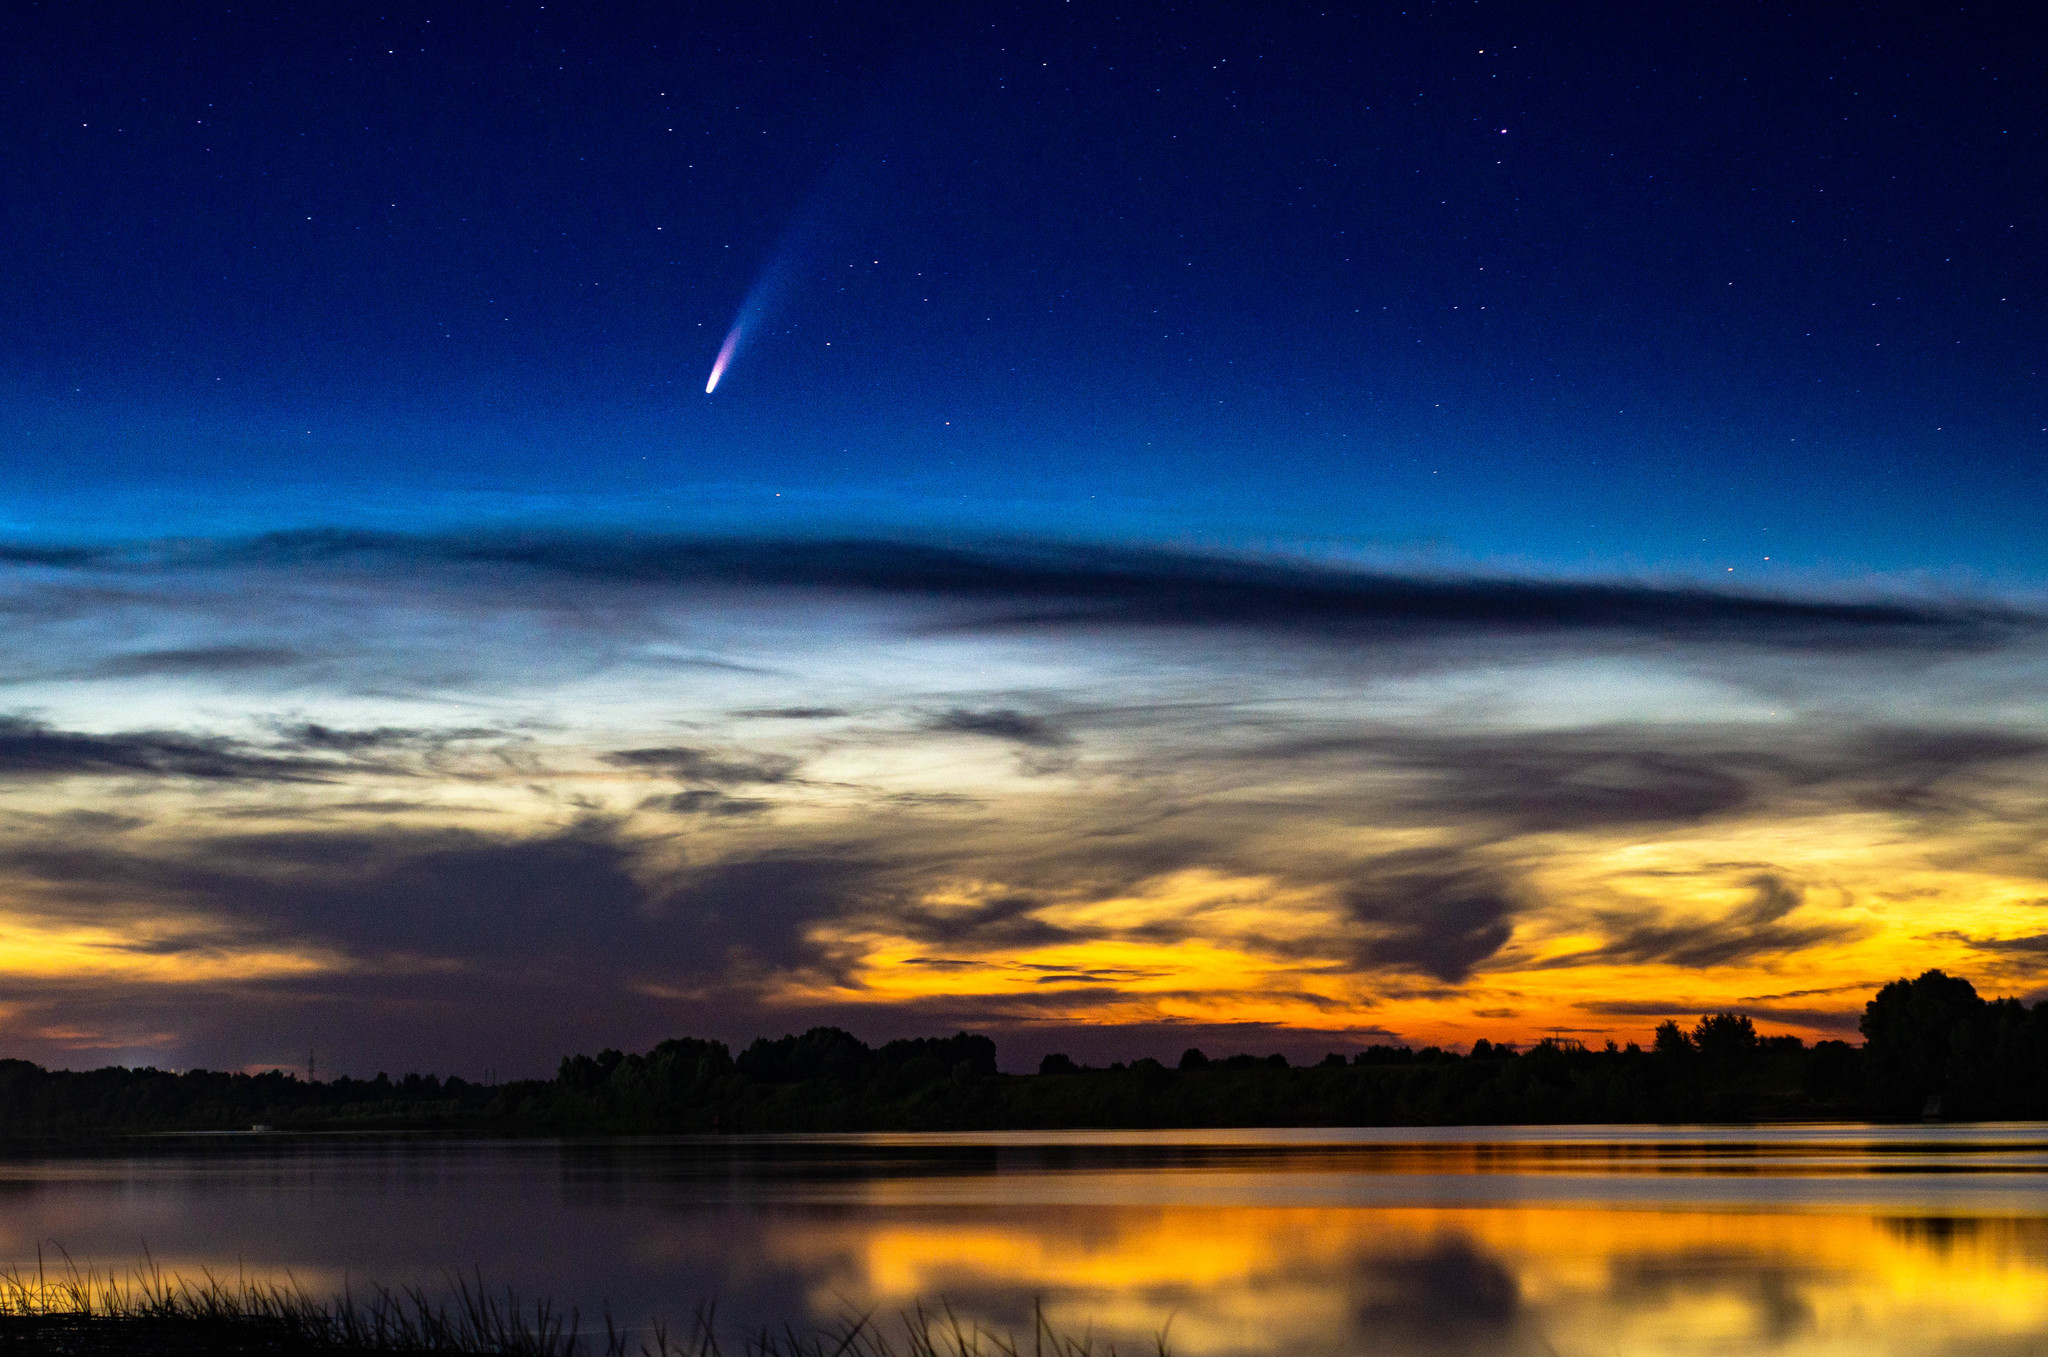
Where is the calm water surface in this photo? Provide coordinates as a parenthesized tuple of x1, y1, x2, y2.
(4, 1124, 2047, 1356)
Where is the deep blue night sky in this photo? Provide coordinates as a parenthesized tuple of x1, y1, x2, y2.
(4, 2, 2042, 574)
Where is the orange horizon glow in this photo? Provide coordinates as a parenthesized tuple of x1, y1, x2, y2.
(1, 560, 2045, 1070)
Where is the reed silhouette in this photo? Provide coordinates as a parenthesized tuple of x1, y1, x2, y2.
(0, 1254, 1167, 1357)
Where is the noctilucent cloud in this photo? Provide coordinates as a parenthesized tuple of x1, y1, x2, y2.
(0, 4, 2042, 1075)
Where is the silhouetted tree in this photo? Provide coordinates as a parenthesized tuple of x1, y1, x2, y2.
(1652, 1020, 1694, 1056)
(736, 1027, 871, 1082)
(1860, 970, 1985, 1117)
(27, 973, 2048, 1135)
(1691, 1013, 1758, 1062)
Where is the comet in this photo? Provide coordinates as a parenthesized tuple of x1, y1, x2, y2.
(702, 147, 865, 394)
(703, 277, 775, 394)
(703, 248, 792, 395)
(705, 325, 741, 394)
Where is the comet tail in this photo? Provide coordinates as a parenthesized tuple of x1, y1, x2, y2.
(706, 327, 740, 393)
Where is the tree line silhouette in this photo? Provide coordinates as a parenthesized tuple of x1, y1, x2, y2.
(4, 971, 2046, 1138)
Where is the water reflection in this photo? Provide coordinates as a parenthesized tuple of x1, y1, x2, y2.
(2, 1126, 2046, 1355)
(718, 1204, 2048, 1356)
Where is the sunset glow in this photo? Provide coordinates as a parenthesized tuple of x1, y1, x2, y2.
(0, 540, 2042, 1074)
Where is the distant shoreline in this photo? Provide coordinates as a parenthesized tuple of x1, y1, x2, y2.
(5, 972, 2044, 1139)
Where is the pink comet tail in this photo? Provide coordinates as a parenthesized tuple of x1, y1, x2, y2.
(706, 327, 740, 393)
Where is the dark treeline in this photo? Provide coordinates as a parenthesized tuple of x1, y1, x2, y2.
(0, 1064, 497, 1140)
(5, 971, 2048, 1139)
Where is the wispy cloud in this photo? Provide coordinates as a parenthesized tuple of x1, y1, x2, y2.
(0, 716, 331, 782)
(1538, 877, 1869, 971)
(15, 530, 2034, 648)
(88, 646, 305, 678)
(0, 531, 2043, 1072)
(925, 708, 1073, 748)
(605, 746, 803, 785)
(1338, 857, 1522, 983)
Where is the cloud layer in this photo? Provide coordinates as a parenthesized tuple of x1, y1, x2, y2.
(2, 531, 2045, 1074)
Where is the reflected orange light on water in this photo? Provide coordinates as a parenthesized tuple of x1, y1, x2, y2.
(7, 1134, 2048, 1357)
(736, 1204, 2048, 1356)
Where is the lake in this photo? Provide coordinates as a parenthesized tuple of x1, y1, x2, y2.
(4, 1124, 2047, 1355)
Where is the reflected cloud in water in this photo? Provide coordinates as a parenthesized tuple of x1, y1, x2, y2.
(5, 1129, 2048, 1356)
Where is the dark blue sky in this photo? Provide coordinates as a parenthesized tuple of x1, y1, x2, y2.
(3, 1, 2042, 575)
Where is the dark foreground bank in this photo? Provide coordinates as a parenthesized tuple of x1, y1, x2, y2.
(0, 1269, 1137, 1357)
(4, 970, 2045, 1138)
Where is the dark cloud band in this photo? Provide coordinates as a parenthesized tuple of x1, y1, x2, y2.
(9, 531, 2029, 649)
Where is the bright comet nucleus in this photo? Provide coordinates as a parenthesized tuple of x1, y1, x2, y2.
(705, 326, 740, 393)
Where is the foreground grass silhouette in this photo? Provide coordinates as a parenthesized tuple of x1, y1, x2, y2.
(0, 1256, 1170, 1357)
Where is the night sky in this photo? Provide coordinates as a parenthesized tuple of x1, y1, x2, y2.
(1, 3, 2044, 1076)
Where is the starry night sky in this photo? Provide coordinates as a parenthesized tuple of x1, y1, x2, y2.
(5, 2, 2042, 570)
(2, 4, 2046, 1077)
